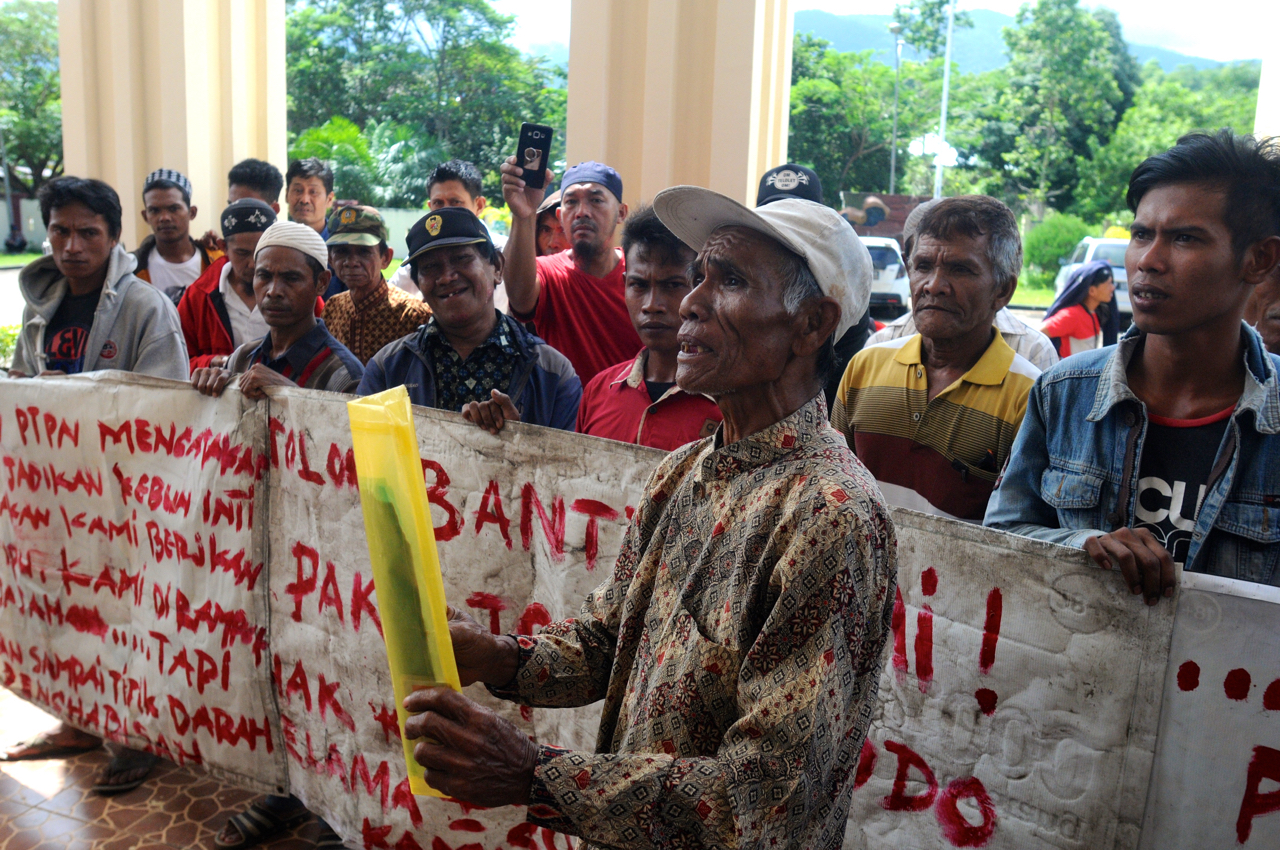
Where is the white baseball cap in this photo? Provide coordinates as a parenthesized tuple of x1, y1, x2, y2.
(652, 186, 872, 340)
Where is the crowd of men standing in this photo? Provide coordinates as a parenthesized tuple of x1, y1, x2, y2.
(4, 127, 1280, 849)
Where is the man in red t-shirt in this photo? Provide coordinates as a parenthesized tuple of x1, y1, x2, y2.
(500, 158, 642, 382)
(577, 205, 722, 450)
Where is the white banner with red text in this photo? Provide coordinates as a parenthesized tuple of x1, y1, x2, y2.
(2, 373, 1277, 849)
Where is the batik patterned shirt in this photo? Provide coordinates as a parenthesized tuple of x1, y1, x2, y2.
(421, 313, 522, 412)
(490, 395, 898, 850)
(321, 281, 431, 364)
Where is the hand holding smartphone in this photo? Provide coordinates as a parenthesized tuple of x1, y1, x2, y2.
(515, 122, 553, 190)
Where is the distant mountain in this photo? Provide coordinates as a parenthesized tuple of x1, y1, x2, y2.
(793, 8, 1232, 75)
(528, 41, 569, 73)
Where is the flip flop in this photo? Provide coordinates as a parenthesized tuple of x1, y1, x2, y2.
(1, 730, 100, 761)
(214, 800, 311, 850)
(91, 748, 159, 795)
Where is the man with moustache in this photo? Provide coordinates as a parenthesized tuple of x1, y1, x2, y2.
(178, 199, 320, 371)
(358, 207, 580, 432)
(866, 198, 1060, 372)
(396, 187, 895, 850)
(321, 205, 431, 364)
(3, 176, 187, 793)
(501, 159, 642, 383)
(190, 220, 363, 399)
(833, 196, 1041, 522)
(986, 131, 1280, 593)
(575, 204, 721, 449)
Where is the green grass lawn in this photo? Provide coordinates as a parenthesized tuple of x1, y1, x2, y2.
(0, 253, 43, 269)
(383, 258, 402, 279)
(1010, 284, 1055, 309)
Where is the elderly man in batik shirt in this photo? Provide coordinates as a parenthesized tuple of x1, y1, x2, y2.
(402, 187, 898, 850)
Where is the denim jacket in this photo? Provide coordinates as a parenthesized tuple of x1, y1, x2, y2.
(984, 322, 1280, 586)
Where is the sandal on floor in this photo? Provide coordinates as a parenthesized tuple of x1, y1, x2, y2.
(2, 729, 101, 761)
(314, 819, 349, 850)
(214, 799, 311, 850)
(91, 748, 159, 795)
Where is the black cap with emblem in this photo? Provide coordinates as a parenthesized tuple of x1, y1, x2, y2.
(405, 207, 493, 265)
(756, 163, 823, 207)
(220, 198, 277, 238)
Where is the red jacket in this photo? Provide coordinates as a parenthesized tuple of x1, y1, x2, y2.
(177, 257, 323, 370)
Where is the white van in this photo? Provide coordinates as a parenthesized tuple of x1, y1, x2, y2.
(861, 236, 909, 319)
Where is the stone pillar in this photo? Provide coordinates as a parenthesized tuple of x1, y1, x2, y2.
(566, 0, 793, 207)
(1256, 58, 1279, 139)
(58, 0, 287, 249)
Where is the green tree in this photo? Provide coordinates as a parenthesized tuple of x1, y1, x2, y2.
(285, 0, 562, 201)
(1073, 61, 1260, 221)
(995, 0, 1122, 217)
(892, 0, 972, 59)
(0, 0, 62, 195)
(1024, 211, 1090, 276)
(789, 34, 940, 202)
(1091, 8, 1142, 122)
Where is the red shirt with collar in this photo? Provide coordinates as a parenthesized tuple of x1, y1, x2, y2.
(576, 351, 723, 451)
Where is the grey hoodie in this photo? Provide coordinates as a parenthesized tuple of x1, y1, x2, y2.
(12, 245, 189, 380)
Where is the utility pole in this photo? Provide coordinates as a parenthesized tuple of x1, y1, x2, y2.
(933, 0, 957, 199)
(889, 22, 904, 196)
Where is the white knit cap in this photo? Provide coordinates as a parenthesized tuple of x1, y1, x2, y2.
(254, 221, 329, 269)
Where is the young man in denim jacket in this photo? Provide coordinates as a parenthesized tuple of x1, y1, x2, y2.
(986, 131, 1280, 600)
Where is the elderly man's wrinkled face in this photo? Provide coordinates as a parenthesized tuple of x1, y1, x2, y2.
(1246, 266, 1280, 355)
(677, 227, 801, 397)
(909, 232, 1010, 341)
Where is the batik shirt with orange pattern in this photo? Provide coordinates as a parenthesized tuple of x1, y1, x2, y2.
(489, 394, 898, 849)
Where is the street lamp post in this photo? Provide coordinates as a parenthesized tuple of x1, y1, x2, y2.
(933, 0, 957, 199)
(889, 22, 904, 196)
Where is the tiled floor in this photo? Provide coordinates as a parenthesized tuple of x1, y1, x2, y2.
(0, 688, 325, 849)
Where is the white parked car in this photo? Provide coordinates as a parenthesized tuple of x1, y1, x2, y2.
(1053, 236, 1131, 327)
(860, 236, 909, 320)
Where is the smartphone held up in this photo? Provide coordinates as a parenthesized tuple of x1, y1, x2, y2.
(516, 122, 553, 190)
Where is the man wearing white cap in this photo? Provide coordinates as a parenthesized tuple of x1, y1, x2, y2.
(399, 188, 897, 850)
(190, 221, 363, 398)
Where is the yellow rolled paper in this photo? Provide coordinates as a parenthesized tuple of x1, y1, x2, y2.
(348, 386, 460, 797)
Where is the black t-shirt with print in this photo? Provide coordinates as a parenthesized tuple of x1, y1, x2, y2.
(43, 286, 102, 374)
(1132, 408, 1232, 566)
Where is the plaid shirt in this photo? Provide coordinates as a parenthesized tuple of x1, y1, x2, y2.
(421, 313, 523, 412)
(321, 281, 431, 365)
(491, 394, 898, 849)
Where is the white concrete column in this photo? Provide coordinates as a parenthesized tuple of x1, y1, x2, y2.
(58, 0, 287, 249)
(566, 0, 793, 207)
(1256, 58, 1279, 139)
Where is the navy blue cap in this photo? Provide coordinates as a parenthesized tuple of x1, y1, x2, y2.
(562, 161, 623, 203)
(405, 208, 492, 265)
(756, 164, 823, 206)
(220, 198, 276, 238)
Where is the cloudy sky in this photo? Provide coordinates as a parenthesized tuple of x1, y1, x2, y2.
(490, 0, 1267, 63)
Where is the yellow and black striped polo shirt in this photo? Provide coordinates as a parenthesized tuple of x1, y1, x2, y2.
(831, 331, 1040, 521)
